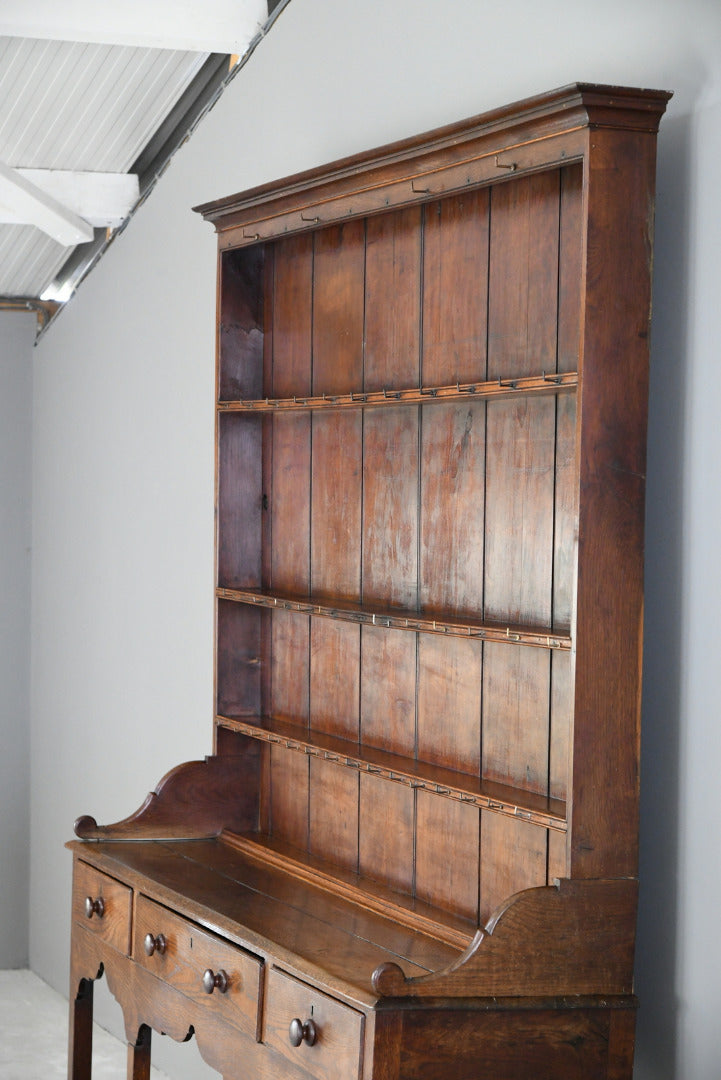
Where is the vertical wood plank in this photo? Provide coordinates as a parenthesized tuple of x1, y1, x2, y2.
(484, 397, 556, 625)
(417, 635, 482, 775)
(272, 234, 313, 397)
(484, 171, 560, 623)
(362, 407, 418, 608)
(481, 172, 560, 910)
(270, 412, 311, 725)
(270, 608, 309, 723)
(482, 643, 550, 795)
(419, 401, 485, 616)
(364, 206, 421, 390)
(480, 815, 548, 924)
(311, 411, 362, 599)
(422, 190, 490, 385)
(360, 625, 415, 756)
(359, 773, 414, 895)
(312, 220, 365, 395)
(309, 757, 358, 872)
(487, 172, 560, 377)
(268, 238, 313, 842)
(416, 791, 479, 922)
(307, 222, 365, 868)
(270, 745, 309, 851)
(309, 617, 360, 740)
(557, 164, 583, 377)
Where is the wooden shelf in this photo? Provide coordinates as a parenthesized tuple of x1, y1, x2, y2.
(217, 370, 578, 413)
(221, 830, 476, 951)
(216, 587, 572, 651)
(216, 714, 568, 833)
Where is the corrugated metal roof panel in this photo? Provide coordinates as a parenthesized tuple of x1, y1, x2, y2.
(0, 37, 209, 172)
(0, 224, 67, 295)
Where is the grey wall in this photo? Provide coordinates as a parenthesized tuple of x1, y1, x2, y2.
(27, 1, 721, 1077)
(0, 310, 34, 968)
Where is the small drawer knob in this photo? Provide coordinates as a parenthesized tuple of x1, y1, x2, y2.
(202, 968, 229, 995)
(84, 896, 105, 919)
(143, 932, 167, 957)
(289, 1017, 317, 1047)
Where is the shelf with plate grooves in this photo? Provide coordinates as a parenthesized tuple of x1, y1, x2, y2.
(215, 712, 568, 832)
(216, 369, 578, 412)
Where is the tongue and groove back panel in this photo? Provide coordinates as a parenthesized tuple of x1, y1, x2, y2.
(215, 166, 581, 925)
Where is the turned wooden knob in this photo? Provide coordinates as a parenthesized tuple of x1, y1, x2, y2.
(143, 932, 167, 957)
(84, 896, 105, 919)
(289, 1017, 317, 1047)
(202, 968, 228, 994)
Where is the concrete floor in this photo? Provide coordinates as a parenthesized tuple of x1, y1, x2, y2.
(0, 969, 169, 1079)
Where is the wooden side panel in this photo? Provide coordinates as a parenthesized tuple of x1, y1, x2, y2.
(547, 166, 582, 881)
(570, 130, 656, 878)
(218, 247, 264, 401)
(217, 414, 263, 589)
(364, 206, 421, 391)
(421, 190, 489, 385)
(397, 1003, 620, 1080)
(216, 600, 262, 718)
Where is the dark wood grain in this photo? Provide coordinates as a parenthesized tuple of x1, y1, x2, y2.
(362, 407, 418, 609)
(364, 206, 421, 391)
(415, 790, 479, 923)
(359, 772, 414, 897)
(421, 190, 489, 385)
(73, 754, 259, 841)
(218, 247, 264, 401)
(71, 86, 670, 1080)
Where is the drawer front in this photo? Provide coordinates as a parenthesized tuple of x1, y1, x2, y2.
(134, 894, 262, 1037)
(263, 967, 364, 1080)
(72, 861, 132, 955)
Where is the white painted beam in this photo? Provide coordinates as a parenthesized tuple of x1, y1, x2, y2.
(0, 170, 140, 229)
(0, 162, 93, 246)
(0, 0, 268, 55)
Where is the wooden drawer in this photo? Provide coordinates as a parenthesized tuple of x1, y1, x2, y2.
(134, 894, 262, 1038)
(263, 967, 364, 1080)
(72, 861, 132, 955)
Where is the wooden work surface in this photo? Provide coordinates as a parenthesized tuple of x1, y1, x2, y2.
(68, 837, 461, 1005)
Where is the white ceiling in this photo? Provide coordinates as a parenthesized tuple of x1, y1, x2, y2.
(0, 0, 277, 328)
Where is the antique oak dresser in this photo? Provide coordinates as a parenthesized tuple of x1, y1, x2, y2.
(67, 83, 670, 1080)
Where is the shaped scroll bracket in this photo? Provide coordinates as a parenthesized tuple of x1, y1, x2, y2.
(372, 877, 638, 1000)
(73, 751, 260, 841)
